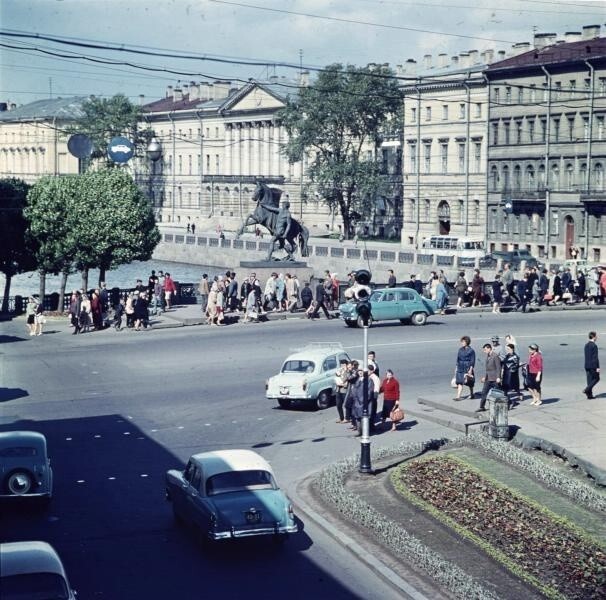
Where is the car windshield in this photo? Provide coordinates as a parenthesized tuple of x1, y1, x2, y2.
(281, 360, 315, 373)
(1, 572, 69, 600)
(206, 469, 277, 496)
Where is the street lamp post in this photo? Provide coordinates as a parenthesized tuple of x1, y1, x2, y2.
(146, 137, 162, 216)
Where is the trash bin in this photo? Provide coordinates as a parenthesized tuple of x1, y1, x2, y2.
(487, 387, 509, 440)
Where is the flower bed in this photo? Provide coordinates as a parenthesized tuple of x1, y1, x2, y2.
(392, 455, 606, 600)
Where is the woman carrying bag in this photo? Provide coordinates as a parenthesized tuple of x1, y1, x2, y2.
(379, 369, 403, 432)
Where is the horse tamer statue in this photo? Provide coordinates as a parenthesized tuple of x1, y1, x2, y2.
(236, 182, 309, 262)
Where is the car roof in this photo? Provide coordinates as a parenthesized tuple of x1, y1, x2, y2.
(0, 542, 67, 578)
(190, 449, 274, 479)
(0, 431, 47, 449)
(284, 343, 345, 362)
(374, 287, 419, 294)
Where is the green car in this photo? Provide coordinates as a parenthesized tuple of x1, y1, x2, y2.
(339, 287, 437, 327)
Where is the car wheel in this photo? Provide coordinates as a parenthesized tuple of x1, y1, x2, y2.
(316, 390, 332, 410)
(356, 315, 372, 328)
(344, 319, 357, 328)
(277, 398, 291, 409)
(411, 312, 427, 326)
(6, 470, 33, 495)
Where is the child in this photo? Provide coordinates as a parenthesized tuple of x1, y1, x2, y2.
(305, 300, 317, 319)
(78, 306, 90, 333)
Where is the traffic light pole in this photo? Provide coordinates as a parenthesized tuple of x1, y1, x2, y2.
(359, 323, 373, 474)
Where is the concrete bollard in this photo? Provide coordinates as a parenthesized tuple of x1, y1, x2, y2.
(487, 387, 509, 440)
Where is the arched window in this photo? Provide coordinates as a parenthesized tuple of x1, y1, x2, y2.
(550, 164, 559, 189)
(595, 163, 604, 190)
(408, 198, 415, 222)
(565, 164, 574, 191)
(513, 165, 521, 191)
(424, 199, 430, 222)
(526, 165, 535, 190)
(502, 165, 510, 192)
(474, 200, 480, 226)
(490, 165, 498, 191)
(580, 163, 588, 190)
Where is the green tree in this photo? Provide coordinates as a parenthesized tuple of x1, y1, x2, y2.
(67, 94, 152, 166)
(72, 168, 160, 288)
(25, 175, 81, 310)
(279, 64, 402, 238)
(0, 178, 36, 312)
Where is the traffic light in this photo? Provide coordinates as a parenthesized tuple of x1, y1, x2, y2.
(353, 269, 372, 326)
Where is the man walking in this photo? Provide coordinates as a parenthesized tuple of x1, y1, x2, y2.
(198, 274, 210, 313)
(310, 277, 332, 320)
(583, 331, 600, 399)
(477, 343, 501, 412)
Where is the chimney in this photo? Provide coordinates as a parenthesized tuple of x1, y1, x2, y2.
(459, 52, 471, 68)
(181, 83, 189, 98)
(189, 83, 200, 101)
(173, 87, 183, 102)
(468, 49, 479, 64)
(497, 50, 506, 61)
(511, 42, 531, 57)
(565, 31, 582, 43)
(200, 82, 211, 101)
(138, 94, 145, 106)
(582, 24, 601, 40)
(405, 59, 417, 75)
(212, 80, 231, 99)
(534, 33, 557, 50)
(438, 53, 448, 68)
(395, 64, 404, 77)
(299, 70, 310, 86)
(423, 54, 432, 69)
(483, 49, 494, 64)
(451, 55, 459, 68)
(166, 85, 173, 98)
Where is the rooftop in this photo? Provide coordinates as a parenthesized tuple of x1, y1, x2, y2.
(0, 96, 87, 122)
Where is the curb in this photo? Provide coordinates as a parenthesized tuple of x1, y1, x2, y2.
(291, 474, 433, 600)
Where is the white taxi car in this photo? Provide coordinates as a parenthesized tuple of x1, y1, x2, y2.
(265, 343, 350, 410)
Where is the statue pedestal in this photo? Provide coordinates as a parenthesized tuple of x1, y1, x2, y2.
(238, 260, 314, 284)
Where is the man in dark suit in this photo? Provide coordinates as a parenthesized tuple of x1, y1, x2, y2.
(583, 331, 600, 399)
(310, 278, 332, 320)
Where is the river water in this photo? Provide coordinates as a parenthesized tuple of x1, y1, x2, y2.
(3, 260, 225, 298)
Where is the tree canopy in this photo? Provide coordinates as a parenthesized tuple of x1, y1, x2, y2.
(279, 64, 402, 237)
(0, 178, 36, 311)
(67, 94, 152, 165)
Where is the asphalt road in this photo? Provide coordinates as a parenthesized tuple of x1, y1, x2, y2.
(0, 308, 602, 599)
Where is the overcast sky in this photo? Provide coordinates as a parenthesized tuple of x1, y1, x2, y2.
(2, 0, 605, 106)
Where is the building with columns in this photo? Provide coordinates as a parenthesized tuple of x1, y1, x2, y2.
(485, 26, 606, 261)
(0, 97, 83, 182)
(140, 78, 334, 234)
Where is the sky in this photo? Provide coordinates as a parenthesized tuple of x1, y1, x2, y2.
(1, 0, 605, 106)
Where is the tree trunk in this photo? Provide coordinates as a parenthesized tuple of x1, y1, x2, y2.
(81, 268, 89, 292)
(2, 274, 12, 313)
(99, 266, 106, 288)
(58, 271, 69, 315)
(39, 270, 46, 302)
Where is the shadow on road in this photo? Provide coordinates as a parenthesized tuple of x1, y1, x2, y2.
(0, 387, 29, 402)
(0, 335, 28, 344)
(0, 415, 365, 600)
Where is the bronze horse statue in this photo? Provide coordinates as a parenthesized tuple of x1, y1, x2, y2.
(236, 182, 309, 261)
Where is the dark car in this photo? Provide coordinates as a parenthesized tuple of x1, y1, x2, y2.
(489, 250, 540, 269)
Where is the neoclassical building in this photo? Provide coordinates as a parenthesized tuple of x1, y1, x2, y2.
(400, 50, 496, 248)
(140, 78, 336, 234)
(485, 27, 606, 261)
(0, 97, 83, 182)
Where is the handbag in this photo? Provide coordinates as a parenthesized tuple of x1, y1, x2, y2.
(464, 373, 475, 387)
(390, 406, 404, 423)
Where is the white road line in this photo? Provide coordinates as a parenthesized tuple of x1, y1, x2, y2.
(108, 477, 116, 480)
(76, 480, 85, 483)
(178, 426, 184, 429)
(94, 435, 101, 438)
(140, 474, 148, 478)
(123, 432, 131, 435)
(65, 437, 72, 441)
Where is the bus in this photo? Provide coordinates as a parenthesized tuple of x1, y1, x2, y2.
(420, 236, 485, 260)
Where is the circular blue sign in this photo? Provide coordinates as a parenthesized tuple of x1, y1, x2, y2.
(108, 136, 135, 163)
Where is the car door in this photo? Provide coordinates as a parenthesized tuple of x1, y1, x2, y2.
(370, 291, 389, 321)
(376, 291, 398, 320)
(185, 466, 211, 530)
(397, 290, 415, 318)
(321, 354, 338, 392)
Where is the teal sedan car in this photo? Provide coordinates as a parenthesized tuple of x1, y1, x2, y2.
(166, 449, 297, 542)
(339, 287, 437, 327)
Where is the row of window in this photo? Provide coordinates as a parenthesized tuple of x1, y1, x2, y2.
(488, 210, 603, 238)
(409, 102, 483, 123)
(406, 140, 483, 174)
(491, 78, 606, 105)
(403, 198, 482, 225)
(491, 114, 605, 145)
(489, 162, 605, 193)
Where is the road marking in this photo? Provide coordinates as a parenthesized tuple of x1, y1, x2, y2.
(178, 426, 184, 429)
(150, 429, 158, 432)
(76, 479, 85, 484)
(140, 474, 149, 478)
(65, 437, 72, 441)
(343, 331, 603, 350)
(108, 477, 116, 480)
(91, 371, 99, 374)
(123, 432, 131, 435)
(205, 423, 211, 426)
(94, 434, 101, 438)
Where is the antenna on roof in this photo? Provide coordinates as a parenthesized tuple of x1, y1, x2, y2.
(49, 77, 53, 99)
(299, 49, 303, 76)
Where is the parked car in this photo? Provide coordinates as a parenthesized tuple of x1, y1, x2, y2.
(489, 249, 540, 269)
(166, 449, 298, 542)
(1, 541, 76, 600)
(338, 287, 436, 328)
(0, 431, 52, 500)
(266, 343, 350, 409)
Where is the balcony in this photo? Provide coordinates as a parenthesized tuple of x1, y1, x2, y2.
(580, 189, 606, 202)
(502, 188, 546, 202)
